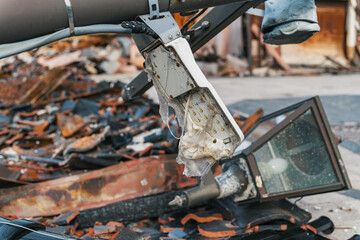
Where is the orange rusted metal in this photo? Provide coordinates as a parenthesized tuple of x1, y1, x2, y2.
(281, 0, 347, 65)
(4, 133, 24, 145)
(0, 155, 197, 218)
(71, 135, 99, 149)
(57, 113, 86, 138)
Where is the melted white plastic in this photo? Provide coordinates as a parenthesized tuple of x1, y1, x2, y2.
(151, 79, 238, 177)
(176, 93, 238, 177)
(145, 38, 243, 177)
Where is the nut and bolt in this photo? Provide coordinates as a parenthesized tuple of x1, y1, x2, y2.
(202, 21, 210, 28)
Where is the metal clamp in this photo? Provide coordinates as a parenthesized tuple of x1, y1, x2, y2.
(64, 0, 75, 35)
(148, 0, 160, 19)
(139, 12, 181, 44)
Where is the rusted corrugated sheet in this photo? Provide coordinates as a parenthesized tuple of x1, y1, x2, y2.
(0, 155, 197, 218)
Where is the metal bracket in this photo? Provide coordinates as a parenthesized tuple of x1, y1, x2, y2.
(245, 8, 264, 17)
(148, 0, 160, 19)
(146, 45, 196, 99)
(124, 1, 266, 102)
(139, 12, 181, 44)
(64, 0, 75, 36)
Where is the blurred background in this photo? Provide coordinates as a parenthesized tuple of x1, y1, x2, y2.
(0, 1, 360, 239)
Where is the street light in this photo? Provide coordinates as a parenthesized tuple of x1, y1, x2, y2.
(170, 96, 351, 207)
(239, 96, 351, 201)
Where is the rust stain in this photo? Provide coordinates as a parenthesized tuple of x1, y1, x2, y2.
(0, 155, 197, 218)
(68, 181, 81, 191)
(281, 1, 347, 64)
(81, 175, 118, 196)
(302, 1, 346, 50)
(46, 189, 73, 202)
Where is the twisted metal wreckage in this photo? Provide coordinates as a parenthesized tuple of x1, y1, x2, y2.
(0, 0, 354, 239)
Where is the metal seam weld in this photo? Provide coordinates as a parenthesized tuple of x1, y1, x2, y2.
(64, 0, 75, 36)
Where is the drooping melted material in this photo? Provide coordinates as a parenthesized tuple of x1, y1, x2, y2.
(177, 95, 237, 177)
(147, 61, 237, 177)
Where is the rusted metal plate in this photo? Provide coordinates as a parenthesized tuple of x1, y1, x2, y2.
(56, 113, 86, 138)
(281, 0, 347, 66)
(0, 165, 28, 188)
(18, 67, 68, 105)
(0, 155, 197, 218)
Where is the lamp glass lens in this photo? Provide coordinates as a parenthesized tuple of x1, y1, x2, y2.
(253, 109, 338, 194)
(246, 111, 295, 143)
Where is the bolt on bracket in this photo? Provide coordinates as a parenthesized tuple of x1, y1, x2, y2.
(139, 12, 182, 44)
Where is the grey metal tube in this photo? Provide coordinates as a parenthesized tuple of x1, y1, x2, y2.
(0, 0, 250, 45)
(0, 0, 168, 44)
(0, 0, 68, 44)
(169, 164, 248, 207)
(0, 25, 132, 59)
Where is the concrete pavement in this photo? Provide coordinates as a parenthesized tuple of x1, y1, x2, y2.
(210, 74, 360, 103)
